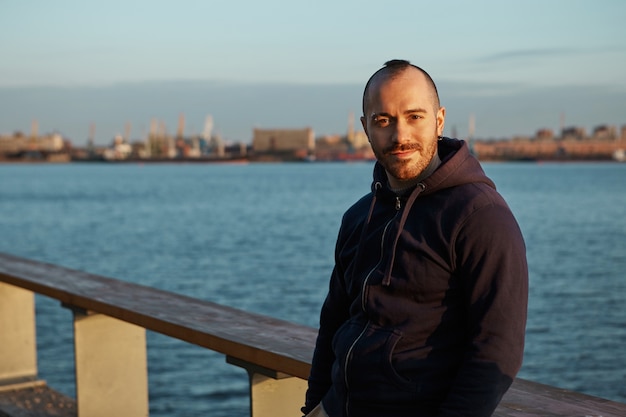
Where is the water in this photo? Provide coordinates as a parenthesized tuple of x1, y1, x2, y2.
(1, 161, 625, 415)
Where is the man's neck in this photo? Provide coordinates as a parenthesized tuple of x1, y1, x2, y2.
(389, 152, 441, 194)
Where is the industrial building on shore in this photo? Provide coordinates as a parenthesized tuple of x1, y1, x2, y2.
(1, 115, 625, 163)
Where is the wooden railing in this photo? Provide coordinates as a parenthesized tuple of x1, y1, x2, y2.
(1, 252, 625, 417)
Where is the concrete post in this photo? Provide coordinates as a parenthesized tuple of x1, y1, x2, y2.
(0, 282, 37, 385)
(227, 356, 308, 417)
(73, 309, 149, 417)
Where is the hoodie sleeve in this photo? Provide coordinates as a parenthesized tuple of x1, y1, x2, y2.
(439, 200, 528, 417)
(302, 226, 352, 416)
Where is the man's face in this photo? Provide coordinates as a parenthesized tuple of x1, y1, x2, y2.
(361, 68, 445, 189)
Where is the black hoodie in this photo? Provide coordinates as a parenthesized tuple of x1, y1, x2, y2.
(304, 138, 528, 417)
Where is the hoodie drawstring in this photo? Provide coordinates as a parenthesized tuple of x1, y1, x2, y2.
(350, 182, 382, 287)
(382, 183, 426, 286)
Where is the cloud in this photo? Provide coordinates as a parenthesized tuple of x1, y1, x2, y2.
(477, 47, 578, 63)
(477, 45, 626, 64)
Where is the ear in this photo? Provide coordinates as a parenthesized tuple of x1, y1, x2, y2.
(436, 107, 446, 137)
(360, 116, 370, 140)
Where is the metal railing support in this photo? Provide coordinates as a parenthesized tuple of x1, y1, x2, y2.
(72, 309, 149, 417)
(228, 356, 308, 417)
(0, 282, 38, 385)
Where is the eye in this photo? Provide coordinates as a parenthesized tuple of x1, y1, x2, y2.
(408, 113, 423, 121)
(374, 116, 390, 127)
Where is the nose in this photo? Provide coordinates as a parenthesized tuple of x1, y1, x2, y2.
(392, 119, 411, 144)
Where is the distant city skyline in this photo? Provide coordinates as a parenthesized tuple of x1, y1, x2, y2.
(1, 79, 624, 146)
(1, 0, 625, 144)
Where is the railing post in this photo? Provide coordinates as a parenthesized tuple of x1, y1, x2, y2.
(227, 356, 308, 417)
(0, 282, 38, 385)
(72, 308, 149, 417)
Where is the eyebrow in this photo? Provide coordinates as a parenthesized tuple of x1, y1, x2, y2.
(370, 108, 429, 118)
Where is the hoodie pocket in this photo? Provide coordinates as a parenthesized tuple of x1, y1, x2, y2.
(334, 321, 424, 404)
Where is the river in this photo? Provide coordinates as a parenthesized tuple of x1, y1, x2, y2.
(1, 161, 625, 416)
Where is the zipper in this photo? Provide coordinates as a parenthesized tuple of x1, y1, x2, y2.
(360, 193, 403, 311)
(344, 190, 406, 415)
(343, 321, 369, 417)
(360, 218, 393, 311)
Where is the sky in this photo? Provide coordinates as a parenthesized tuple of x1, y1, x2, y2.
(1, 0, 625, 144)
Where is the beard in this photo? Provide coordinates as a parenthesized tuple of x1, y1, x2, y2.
(372, 134, 439, 184)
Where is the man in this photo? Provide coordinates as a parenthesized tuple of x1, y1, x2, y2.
(302, 60, 528, 417)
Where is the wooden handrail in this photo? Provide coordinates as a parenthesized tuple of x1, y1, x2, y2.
(0, 252, 317, 380)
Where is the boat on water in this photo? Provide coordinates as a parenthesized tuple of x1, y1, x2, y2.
(612, 149, 626, 162)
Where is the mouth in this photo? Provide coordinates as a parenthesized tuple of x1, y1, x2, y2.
(386, 145, 420, 158)
(389, 150, 415, 159)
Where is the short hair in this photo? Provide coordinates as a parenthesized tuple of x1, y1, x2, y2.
(362, 59, 440, 115)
